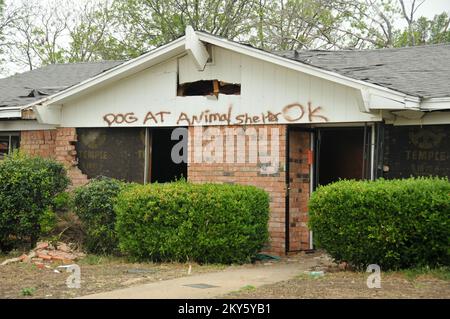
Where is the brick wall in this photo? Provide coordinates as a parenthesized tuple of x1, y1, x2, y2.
(21, 128, 88, 188)
(187, 125, 287, 255)
(20, 130, 56, 158)
(288, 130, 311, 251)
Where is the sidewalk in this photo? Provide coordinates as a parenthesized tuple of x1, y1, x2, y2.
(78, 257, 319, 299)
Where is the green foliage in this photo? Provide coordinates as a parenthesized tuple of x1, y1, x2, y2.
(39, 208, 57, 235)
(2, 0, 450, 75)
(394, 13, 450, 47)
(52, 192, 72, 212)
(20, 287, 36, 296)
(0, 152, 69, 252)
(398, 266, 450, 282)
(115, 181, 269, 264)
(309, 177, 450, 270)
(73, 177, 125, 255)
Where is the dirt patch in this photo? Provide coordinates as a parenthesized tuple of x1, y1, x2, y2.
(0, 255, 226, 299)
(224, 269, 450, 299)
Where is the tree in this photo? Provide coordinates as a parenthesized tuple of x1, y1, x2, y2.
(333, 0, 400, 49)
(399, 0, 425, 46)
(1, 0, 450, 77)
(67, 1, 131, 62)
(112, 0, 258, 46)
(2, 0, 70, 70)
(251, 0, 355, 51)
(394, 12, 450, 47)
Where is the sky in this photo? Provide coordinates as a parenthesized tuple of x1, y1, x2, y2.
(416, 0, 450, 17)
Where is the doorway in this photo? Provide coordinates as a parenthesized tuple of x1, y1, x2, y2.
(150, 128, 187, 183)
(315, 127, 371, 186)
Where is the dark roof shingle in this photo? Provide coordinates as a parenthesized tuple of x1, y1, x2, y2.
(275, 44, 450, 98)
(0, 61, 123, 108)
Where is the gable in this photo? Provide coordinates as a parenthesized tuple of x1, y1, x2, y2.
(44, 45, 380, 128)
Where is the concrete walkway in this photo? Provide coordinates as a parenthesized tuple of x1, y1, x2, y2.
(79, 257, 319, 299)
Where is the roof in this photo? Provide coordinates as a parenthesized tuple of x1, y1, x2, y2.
(275, 44, 450, 99)
(0, 61, 124, 108)
(2, 32, 449, 112)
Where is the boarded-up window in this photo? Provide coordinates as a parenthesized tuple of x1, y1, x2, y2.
(383, 124, 450, 178)
(76, 128, 146, 183)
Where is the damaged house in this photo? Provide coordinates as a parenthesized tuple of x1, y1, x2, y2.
(1, 27, 449, 255)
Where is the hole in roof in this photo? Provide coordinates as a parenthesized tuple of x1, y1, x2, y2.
(20, 89, 48, 98)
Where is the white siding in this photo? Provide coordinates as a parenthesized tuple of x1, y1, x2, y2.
(60, 46, 380, 128)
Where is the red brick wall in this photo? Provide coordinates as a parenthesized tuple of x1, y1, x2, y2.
(20, 128, 88, 188)
(187, 125, 287, 255)
(20, 130, 56, 158)
(288, 130, 311, 251)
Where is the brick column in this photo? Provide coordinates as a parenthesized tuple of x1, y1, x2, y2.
(288, 130, 311, 251)
(187, 125, 287, 255)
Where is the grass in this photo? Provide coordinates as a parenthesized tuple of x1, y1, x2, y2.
(20, 287, 36, 297)
(240, 285, 256, 291)
(77, 254, 128, 266)
(229, 285, 256, 294)
(396, 266, 450, 282)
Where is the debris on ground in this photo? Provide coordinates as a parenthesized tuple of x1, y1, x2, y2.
(308, 271, 325, 278)
(0, 241, 85, 267)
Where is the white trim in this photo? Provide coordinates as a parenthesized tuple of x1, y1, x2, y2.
(35, 36, 187, 106)
(0, 107, 22, 119)
(370, 124, 375, 181)
(185, 26, 210, 70)
(420, 97, 450, 110)
(0, 120, 56, 131)
(33, 104, 62, 125)
(391, 111, 450, 126)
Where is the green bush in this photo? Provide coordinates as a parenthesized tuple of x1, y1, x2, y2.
(0, 152, 69, 251)
(73, 177, 125, 255)
(115, 182, 270, 264)
(52, 192, 73, 212)
(308, 177, 450, 270)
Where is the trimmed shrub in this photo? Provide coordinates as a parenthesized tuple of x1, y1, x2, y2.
(73, 177, 125, 254)
(308, 177, 450, 270)
(115, 182, 270, 264)
(0, 152, 69, 251)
